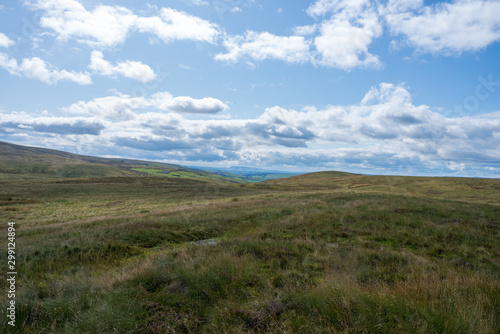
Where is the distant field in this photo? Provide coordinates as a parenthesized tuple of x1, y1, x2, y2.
(0, 169, 499, 333)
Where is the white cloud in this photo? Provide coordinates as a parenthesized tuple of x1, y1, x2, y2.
(31, 0, 136, 47)
(307, 0, 371, 17)
(0, 53, 18, 73)
(216, 0, 382, 70)
(189, 0, 209, 5)
(306, 0, 383, 70)
(19, 57, 91, 85)
(154, 95, 229, 114)
(27, 0, 219, 47)
(215, 31, 312, 64)
(310, 0, 500, 56)
(384, 0, 500, 54)
(0, 52, 91, 85)
(215, 0, 500, 69)
(135, 8, 219, 44)
(293, 25, 317, 36)
(382, 0, 423, 14)
(231, 7, 242, 13)
(89, 51, 156, 82)
(64, 91, 228, 120)
(0, 33, 14, 48)
(54, 84, 500, 157)
(314, 13, 382, 69)
(63, 93, 147, 120)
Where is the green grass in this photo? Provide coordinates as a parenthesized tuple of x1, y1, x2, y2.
(254, 172, 500, 205)
(0, 140, 245, 183)
(131, 167, 247, 183)
(0, 167, 499, 333)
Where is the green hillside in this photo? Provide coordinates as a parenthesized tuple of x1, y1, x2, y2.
(0, 141, 243, 183)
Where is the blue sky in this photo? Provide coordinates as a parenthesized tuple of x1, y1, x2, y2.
(0, 0, 499, 177)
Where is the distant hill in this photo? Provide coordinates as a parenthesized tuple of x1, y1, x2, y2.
(189, 165, 303, 182)
(3, 141, 498, 205)
(252, 171, 500, 205)
(0, 141, 243, 182)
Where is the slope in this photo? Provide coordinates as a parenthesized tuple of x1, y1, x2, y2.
(0, 140, 243, 182)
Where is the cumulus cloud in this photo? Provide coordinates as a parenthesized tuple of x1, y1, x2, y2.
(63, 91, 229, 120)
(0, 33, 14, 48)
(313, 10, 383, 69)
(63, 93, 147, 120)
(216, 0, 383, 70)
(215, 0, 500, 69)
(89, 51, 156, 82)
(163, 96, 230, 114)
(26, 0, 219, 47)
(0, 53, 91, 85)
(19, 57, 92, 85)
(2, 82, 500, 176)
(309, 0, 500, 57)
(2, 48, 157, 86)
(215, 31, 312, 64)
(135, 8, 219, 44)
(383, 0, 500, 54)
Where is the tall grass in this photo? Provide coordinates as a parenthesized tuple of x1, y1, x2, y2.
(1, 175, 498, 333)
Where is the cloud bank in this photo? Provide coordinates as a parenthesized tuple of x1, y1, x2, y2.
(2, 84, 499, 176)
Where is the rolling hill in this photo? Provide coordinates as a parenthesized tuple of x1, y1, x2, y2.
(0, 140, 246, 182)
(253, 170, 500, 205)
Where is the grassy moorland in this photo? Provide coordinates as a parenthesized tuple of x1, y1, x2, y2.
(0, 145, 499, 333)
(0, 141, 291, 183)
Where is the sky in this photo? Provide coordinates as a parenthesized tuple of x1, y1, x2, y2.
(0, 0, 499, 177)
